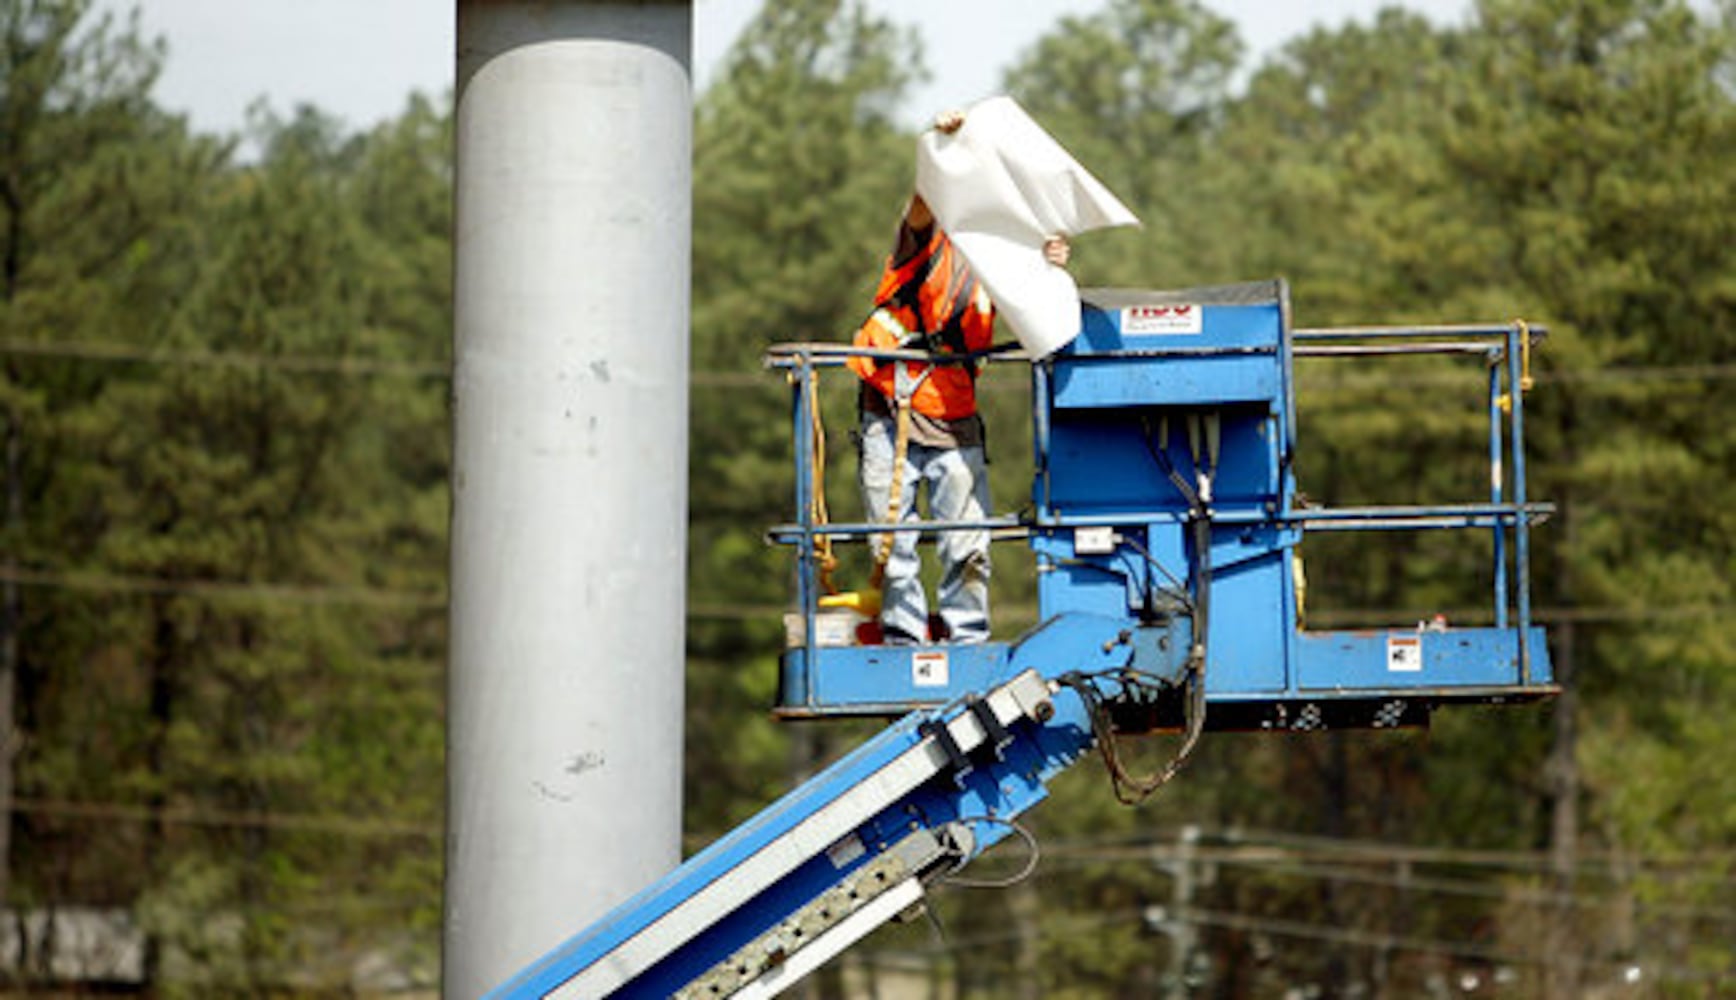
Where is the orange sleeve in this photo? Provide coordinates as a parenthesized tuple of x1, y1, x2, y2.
(961, 284, 996, 352)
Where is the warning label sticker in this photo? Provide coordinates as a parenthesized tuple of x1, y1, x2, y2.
(1122, 304, 1202, 335)
(912, 650, 950, 688)
(1386, 635, 1423, 672)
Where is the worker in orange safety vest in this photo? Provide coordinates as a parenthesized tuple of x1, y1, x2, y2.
(847, 108, 1071, 645)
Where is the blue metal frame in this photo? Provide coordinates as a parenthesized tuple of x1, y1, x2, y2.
(484, 284, 1559, 999)
(487, 667, 1098, 998)
(765, 281, 1555, 727)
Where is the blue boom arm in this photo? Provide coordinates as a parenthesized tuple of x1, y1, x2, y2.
(487, 280, 1554, 997)
(486, 619, 1128, 998)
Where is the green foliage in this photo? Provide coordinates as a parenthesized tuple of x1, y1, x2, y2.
(684, 0, 924, 836)
(1002, 0, 1244, 288)
(4, 1, 449, 991)
(3, 0, 1732, 993)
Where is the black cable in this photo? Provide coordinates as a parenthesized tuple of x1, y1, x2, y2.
(1050, 554, 1190, 621)
(1061, 415, 1215, 804)
(1139, 413, 1203, 510)
(1115, 530, 1194, 613)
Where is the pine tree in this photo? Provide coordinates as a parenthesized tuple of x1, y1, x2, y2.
(1, 0, 224, 984)
(685, 0, 921, 836)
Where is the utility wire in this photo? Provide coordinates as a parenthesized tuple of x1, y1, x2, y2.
(6, 338, 1736, 388)
(1039, 841, 1736, 879)
(968, 823, 1736, 873)
(891, 902, 1717, 983)
(1176, 904, 1719, 983)
(1049, 824, 1736, 868)
(1203, 826, 1736, 872)
(0, 565, 444, 608)
(25, 789, 1729, 931)
(10, 797, 437, 840)
(6, 569, 1725, 628)
(0, 338, 450, 379)
(1031, 849, 1736, 921)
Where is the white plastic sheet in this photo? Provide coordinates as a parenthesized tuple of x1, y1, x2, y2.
(914, 96, 1140, 357)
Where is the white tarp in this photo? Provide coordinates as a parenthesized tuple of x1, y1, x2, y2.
(914, 96, 1140, 357)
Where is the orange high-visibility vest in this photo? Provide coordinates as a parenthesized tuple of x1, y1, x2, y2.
(848, 226, 994, 421)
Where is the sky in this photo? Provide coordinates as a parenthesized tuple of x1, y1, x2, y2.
(102, 0, 1473, 138)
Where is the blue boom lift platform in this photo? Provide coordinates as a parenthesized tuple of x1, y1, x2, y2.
(488, 280, 1555, 998)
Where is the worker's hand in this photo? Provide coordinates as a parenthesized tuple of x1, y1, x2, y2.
(933, 109, 965, 134)
(1043, 235, 1071, 268)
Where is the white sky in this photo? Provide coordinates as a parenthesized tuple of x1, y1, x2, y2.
(104, 0, 1472, 138)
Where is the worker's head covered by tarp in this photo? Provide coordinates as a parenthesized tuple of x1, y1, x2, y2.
(914, 96, 1140, 358)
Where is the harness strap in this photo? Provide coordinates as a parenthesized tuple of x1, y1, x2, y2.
(870, 369, 932, 587)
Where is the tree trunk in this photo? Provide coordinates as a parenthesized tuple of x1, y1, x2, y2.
(140, 596, 179, 990)
(1011, 870, 1043, 1000)
(0, 408, 18, 911)
(2, 144, 25, 919)
(1543, 616, 1580, 999)
(1321, 732, 1353, 992)
(1543, 411, 1581, 1000)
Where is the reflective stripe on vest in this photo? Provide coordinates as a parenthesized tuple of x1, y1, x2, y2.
(849, 228, 994, 421)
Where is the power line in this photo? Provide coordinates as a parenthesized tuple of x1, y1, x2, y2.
(0, 338, 450, 379)
(1041, 836, 1736, 875)
(1032, 848, 1736, 922)
(7, 567, 1725, 628)
(11, 797, 437, 840)
(6, 338, 1736, 389)
(1206, 826, 1736, 872)
(0, 338, 803, 388)
(1294, 362, 1736, 388)
(1226, 858, 1735, 922)
(1305, 603, 1733, 626)
(24, 789, 1730, 920)
(0, 565, 444, 608)
(891, 901, 1709, 984)
(1038, 825, 1736, 871)
(1175, 905, 1716, 983)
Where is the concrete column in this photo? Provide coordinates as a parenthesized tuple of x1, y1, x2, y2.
(445, 3, 690, 996)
